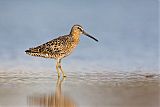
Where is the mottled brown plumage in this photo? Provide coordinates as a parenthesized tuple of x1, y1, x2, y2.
(25, 24, 98, 77)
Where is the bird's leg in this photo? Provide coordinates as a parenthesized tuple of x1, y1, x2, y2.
(56, 60, 61, 77)
(58, 59, 66, 77)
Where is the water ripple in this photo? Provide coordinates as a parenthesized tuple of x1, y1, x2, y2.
(0, 71, 159, 87)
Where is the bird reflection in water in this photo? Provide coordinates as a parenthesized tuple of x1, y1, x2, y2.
(28, 77, 76, 107)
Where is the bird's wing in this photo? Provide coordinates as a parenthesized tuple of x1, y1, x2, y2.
(26, 35, 71, 57)
(44, 36, 68, 54)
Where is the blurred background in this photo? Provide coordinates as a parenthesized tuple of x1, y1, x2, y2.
(0, 0, 158, 73)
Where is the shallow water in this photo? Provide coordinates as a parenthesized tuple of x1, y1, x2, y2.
(0, 71, 159, 107)
(0, 0, 159, 107)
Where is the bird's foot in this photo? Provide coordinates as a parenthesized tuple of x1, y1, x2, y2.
(63, 74, 67, 77)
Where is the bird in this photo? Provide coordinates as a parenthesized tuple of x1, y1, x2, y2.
(25, 24, 98, 77)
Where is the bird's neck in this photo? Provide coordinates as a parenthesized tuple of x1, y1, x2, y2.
(70, 31, 80, 42)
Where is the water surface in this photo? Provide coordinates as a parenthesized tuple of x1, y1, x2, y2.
(0, 71, 159, 107)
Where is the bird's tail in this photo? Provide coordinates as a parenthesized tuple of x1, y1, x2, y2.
(25, 47, 40, 55)
(25, 44, 53, 58)
(25, 49, 31, 53)
(25, 46, 49, 58)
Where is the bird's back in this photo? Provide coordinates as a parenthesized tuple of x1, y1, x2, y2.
(25, 35, 79, 59)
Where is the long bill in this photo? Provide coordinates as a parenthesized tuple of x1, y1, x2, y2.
(83, 31, 98, 42)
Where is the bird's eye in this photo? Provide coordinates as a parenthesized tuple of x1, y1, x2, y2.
(77, 27, 83, 31)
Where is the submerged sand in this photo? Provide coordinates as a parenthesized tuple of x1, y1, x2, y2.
(0, 71, 159, 107)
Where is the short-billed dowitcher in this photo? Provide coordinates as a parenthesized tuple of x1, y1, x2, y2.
(25, 24, 98, 77)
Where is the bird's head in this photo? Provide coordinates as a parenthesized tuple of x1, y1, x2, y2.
(70, 24, 98, 42)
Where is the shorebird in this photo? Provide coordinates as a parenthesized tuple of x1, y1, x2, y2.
(25, 24, 98, 77)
